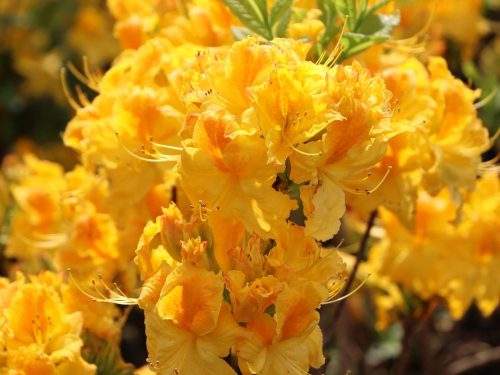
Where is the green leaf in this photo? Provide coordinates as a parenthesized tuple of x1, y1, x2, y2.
(273, 7, 292, 37)
(270, 0, 292, 25)
(315, 0, 339, 58)
(334, 0, 357, 31)
(317, 0, 335, 19)
(270, 0, 293, 36)
(339, 12, 400, 60)
(354, 0, 368, 30)
(221, 0, 272, 39)
(340, 32, 387, 60)
(359, 0, 368, 14)
(362, 12, 400, 36)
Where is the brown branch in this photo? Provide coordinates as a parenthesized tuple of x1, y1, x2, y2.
(333, 210, 377, 323)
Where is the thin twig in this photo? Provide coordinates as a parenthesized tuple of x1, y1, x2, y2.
(333, 210, 378, 323)
(393, 300, 438, 375)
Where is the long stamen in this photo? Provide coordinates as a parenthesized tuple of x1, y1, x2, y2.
(343, 166, 393, 195)
(60, 68, 82, 111)
(323, 18, 348, 67)
(289, 143, 323, 157)
(149, 141, 183, 151)
(66, 61, 99, 92)
(489, 127, 500, 145)
(75, 85, 92, 107)
(474, 87, 497, 109)
(67, 268, 138, 305)
(480, 153, 500, 173)
(315, 48, 328, 65)
(83, 56, 102, 90)
(366, 165, 392, 194)
(114, 132, 179, 163)
(322, 273, 371, 305)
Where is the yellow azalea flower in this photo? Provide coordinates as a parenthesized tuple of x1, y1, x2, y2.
(422, 57, 490, 195)
(135, 217, 176, 311)
(6, 155, 67, 262)
(446, 173, 500, 318)
(134, 203, 219, 310)
(345, 56, 432, 226)
(367, 190, 457, 298)
(133, 201, 348, 373)
(9, 154, 65, 230)
(289, 62, 392, 240)
(268, 223, 346, 295)
(225, 272, 285, 323)
(183, 37, 308, 121)
(366, 171, 500, 323)
(180, 106, 297, 238)
(56, 205, 120, 280)
(144, 264, 242, 374)
(107, 0, 170, 49)
(27, 271, 123, 345)
(63, 38, 192, 218)
(236, 281, 327, 374)
(61, 283, 121, 343)
(251, 55, 344, 164)
(160, 0, 234, 47)
(348, 56, 490, 228)
(1, 275, 95, 374)
(108, 0, 233, 49)
(4, 155, 124, 283)
(157, 264, 224, 334)
(180, 37, 392, 240)
(207, 213, 246, 273)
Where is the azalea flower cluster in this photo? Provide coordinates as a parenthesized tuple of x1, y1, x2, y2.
(365, 172, 500, 330)
(0, 0, 117, 100)
(0, 0, 498, 374)
(0, 271, 120, 373)
(135, 203, 346, 373)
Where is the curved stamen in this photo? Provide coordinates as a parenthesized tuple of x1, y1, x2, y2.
(66, 61, 99, 93)
(149, 141, 183, 151)
(60, 68, 82, 111)
(67, 268, 138, 305)
(82, 56, 102, 90)
(322, 273, 371, 305)
(114, 132, 179, 163)
(75, 85, 92, 107)
(323, 19, 348, 67)
(343, 166, 393, 195)
(474, 87, 497, 109)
